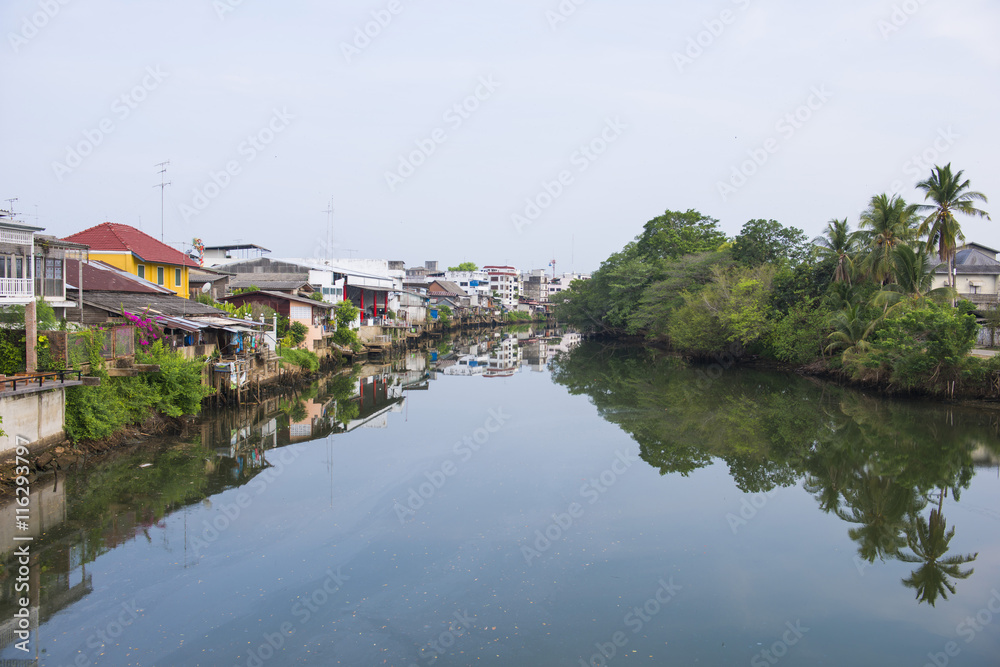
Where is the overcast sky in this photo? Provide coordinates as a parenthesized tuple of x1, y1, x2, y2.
(2, 0, 998, 273)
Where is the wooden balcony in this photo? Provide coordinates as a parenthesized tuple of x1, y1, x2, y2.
(0, 277, 33, 303)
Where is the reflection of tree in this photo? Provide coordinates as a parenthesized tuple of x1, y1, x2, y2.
(835, 473, 923, 563)
(550, 341, 992, 607)
(899, 506, 978, 607)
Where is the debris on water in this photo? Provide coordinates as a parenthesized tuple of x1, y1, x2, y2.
(139, 463, 153, 468)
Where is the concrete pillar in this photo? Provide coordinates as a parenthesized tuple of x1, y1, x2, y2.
(25, 299, 37, 373)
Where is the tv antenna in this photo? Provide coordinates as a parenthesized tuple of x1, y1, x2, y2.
(322, 198, 334, 260)
(153, 161, 171, 241)
(4, 198, 18, 217)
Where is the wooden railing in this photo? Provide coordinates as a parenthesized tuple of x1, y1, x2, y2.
(0, 277, 33, 300)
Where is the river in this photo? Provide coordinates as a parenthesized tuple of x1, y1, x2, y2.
(1, 330, 999, 666)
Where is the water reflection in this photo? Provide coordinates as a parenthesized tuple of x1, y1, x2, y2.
(550, 342, 1000, 607)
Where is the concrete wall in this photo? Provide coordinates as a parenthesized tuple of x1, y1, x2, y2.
(0, 388, 66, 453)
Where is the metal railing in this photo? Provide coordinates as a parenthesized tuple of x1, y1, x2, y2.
(0, 370, 83, 392)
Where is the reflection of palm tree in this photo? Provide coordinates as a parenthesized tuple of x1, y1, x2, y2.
(899, 507, 977, 606)
(836, 473, 919, 563)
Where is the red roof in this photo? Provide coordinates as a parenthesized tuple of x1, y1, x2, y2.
(63, 222, 199, 267)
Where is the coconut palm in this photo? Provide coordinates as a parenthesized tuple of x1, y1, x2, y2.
(915, 164, 990, 297)
(825, 303, 879, 358)
(858, 194, 921, 284)
(873, 245, 955, 311)
(836, 473, 922, 563)
(898, 507, 977, 607)
(813, 218, 859, 284)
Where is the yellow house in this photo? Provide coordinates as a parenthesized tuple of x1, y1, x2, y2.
(63, 222, 198, 299)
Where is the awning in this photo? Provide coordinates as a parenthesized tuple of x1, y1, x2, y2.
(157, 316, 207, 332)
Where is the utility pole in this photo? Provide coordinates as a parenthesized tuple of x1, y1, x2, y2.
(153, 161, 171, 242)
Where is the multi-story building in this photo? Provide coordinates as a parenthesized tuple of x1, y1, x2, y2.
(522, 270, 549, 303)
(547, 272, 590, 300)
(63, 222, 199, 299)
(483, 265, 518, 309)
(1, 215, 88, 316)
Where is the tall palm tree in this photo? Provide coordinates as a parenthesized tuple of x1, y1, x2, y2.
(898, 507, 977, 607)
(915, 164, 991, 297)
(813, 218, 859, 284)
(858, 194, 921, 284)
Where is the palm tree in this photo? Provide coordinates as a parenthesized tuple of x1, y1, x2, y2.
(873, 245, 955, 312)
(836, 473, 921, 563)
(915, 164, 990, 299)
(859, 194, 921, 284)
(825, 303, 879, 359)
(898, 507, 977, 606)
(813, 218, 859, 284)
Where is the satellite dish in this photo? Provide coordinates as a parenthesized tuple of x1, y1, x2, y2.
(201, 282, 211, 293)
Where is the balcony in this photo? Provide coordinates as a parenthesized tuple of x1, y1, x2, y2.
(959, 293, 1000, 308)
(0, 277, 33, 303)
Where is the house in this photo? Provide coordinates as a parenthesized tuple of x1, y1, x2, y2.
(932, 243, 1000, 306)
(63, 222, 200, 299)
(219, 290, 335, 353)
(1, 217, 88, 317)
(228, 273, 317, 297)
(397, 290, 429, 326)
(202, 243, 271, 264)
(188, 267, 231, 301)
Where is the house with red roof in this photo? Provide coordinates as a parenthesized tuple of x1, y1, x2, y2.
(62, 222, 199, 299)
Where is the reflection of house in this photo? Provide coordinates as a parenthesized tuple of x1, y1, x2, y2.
(932, 243, 1000, 306)
(219, 290, 334, 352)
(486, 337, 521, 378)
(63, 222, 199, 299)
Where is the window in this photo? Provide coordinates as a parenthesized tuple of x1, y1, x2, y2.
(137, 265, 145, 279)
(175, 268, 182, 286)
(157, 267, 164, 285)
(34, 257, 63, 297)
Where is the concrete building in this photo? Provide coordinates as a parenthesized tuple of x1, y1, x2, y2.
(484, 265, 518, 309)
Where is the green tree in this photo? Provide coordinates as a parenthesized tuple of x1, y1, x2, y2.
(731, 219, 809, 267)
(915, 164, 990, 298)
(448, 262, 478, 272)
(633, 209, 727, 261)
(874, 244, 954, 312)
(813, 218, 860, 284)
(858, 194, 920, 284)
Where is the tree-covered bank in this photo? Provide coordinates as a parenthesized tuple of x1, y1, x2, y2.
(557, 164, 999, 398)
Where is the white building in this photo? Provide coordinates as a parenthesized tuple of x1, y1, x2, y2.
(548, 272, 590, 300)
(483, 265, 518, 309)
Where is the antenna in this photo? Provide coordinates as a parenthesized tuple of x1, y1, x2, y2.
(153, 161, 171, 242)
(322, 198, 334, 260)
(5, 198, 18, 217)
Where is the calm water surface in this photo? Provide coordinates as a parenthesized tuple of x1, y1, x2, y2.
(2, 336, 999, 666)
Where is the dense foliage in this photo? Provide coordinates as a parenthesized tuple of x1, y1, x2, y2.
(556, 164, 995, 396)
(65, 336, 213, 442)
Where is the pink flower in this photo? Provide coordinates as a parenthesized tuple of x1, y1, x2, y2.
(141, 340, 149, 345)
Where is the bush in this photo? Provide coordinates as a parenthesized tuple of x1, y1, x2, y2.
(768, 300, 829, 365)
(278, 347, 320, 372)
(288, 321, 308, 346)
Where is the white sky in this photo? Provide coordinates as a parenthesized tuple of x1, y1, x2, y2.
(2, 0, 998, 273)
